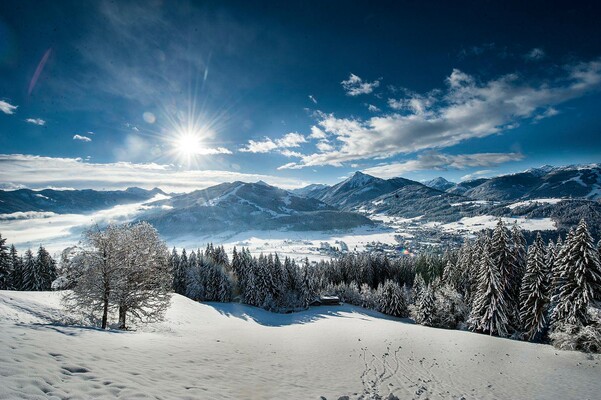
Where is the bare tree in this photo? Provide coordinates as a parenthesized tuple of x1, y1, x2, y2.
(63, 225, 124, 329)
(63, 222, 171, 330)
(112, 222, 171, 329)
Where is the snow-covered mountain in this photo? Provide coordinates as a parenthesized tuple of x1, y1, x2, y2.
(0, 187, 166, 214)
(306, 172, 416, 210)
(451, 164, 601, 201)
(424, 177, 455, 191)
(138, 181, 372, 234)
(289, 183, 330, 197)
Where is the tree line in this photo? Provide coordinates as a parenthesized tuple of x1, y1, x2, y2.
(1, 218, 600, 352)
(0, 234, 57, 291)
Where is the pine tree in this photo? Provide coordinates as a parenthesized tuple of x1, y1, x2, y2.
(0, 234, 11, 290)
(519, 234, 550, 341)
(468, 239, 509, 336)
(551, 219, 601, 326)
(21, 249, 41, 291)
(36, 246, 57, 290)
(173, 248, 188, 295)
(414, 285, 436, 326)
(9, 245, 23, 290)
(490, 219, 519, 330)
(378, 280, 408, 318)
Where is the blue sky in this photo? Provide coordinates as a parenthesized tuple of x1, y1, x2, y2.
(0, 0, 600, 191)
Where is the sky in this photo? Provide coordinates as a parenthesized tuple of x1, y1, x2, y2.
(1, 0, 600, 192)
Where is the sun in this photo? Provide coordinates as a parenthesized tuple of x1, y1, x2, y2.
(174, 131, 203, 157)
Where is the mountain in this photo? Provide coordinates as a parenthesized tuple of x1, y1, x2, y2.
(138, 181, 372, 234)
(424, 177, 455, 191)
(290, 183, 330, 197)
(307, 172, 410, 210)
(454, 164, 601, 201)
(0, 187, 165, 214)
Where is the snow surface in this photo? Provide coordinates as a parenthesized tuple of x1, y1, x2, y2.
(507, 198, 564, 210)
(425, 216, 556, 233)
(1, 291, 599, 399)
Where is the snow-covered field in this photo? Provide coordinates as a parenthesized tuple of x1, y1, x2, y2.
(1, 291, 599, 400)
(425, 215, 556, 234)
(167, 225, 400, 262)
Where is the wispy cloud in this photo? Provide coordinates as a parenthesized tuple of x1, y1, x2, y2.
(366, 104, 381, 112)
(525, 48, 546, 61)
(361, 152, 524, 179)
(281, 59, 601, 169)
(73, 134, 92, 142)
(239, 132, 306, 153)
(25, 118, 46, 126)
(341, 73, 381, 96)
(0, 154, 306, 193)
(0, 100, 17, 115)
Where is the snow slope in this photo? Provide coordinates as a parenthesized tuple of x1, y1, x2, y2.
(1, 291, 599, 400)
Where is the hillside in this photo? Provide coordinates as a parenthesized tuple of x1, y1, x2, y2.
(1, 291, 599, 400)
(138, 181, 372, 234)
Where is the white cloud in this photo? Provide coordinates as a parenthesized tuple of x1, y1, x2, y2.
(280, 59, 601, 170)
(239, 138, 278, 153)
(73, 134, 92, 142)
(341, 73, 381, 96)
(280, 149, 303, 158)
(239, 132, 306, 153)
(361, 152, 524, 179)
(308, 126, 327, 139)
(308, 95, 317, 104)
(525, 48, 546, 61)
(0, 154, 306, 193)
(0, 100, 17, 115)
(25, 118, 46, 126)
(316, 141, 334, 152)
(366, 104, 381, 112)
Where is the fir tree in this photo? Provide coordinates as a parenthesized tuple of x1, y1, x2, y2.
(519, 234, 550, 341)
(413, 285, 436, 326)
(490, 219, 519, 330)
(173, 248, 188, 295)
(9, 245, 23, 290)
(21, 249, 41, 291)
(468, 239, 509, 336)
(377, 280, 408, 318)
(0, 234, 11, 290)
(36, 246, 57, 290)
(551, 219, 601, 326)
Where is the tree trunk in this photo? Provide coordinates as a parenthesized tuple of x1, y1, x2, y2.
(101, 296, 109, 329)
(118, 306, 127, 330)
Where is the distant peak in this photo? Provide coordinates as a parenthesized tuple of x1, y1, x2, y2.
(255, 180, 271, 187)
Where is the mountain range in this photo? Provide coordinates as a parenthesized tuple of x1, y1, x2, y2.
(1, 163, 600, 238)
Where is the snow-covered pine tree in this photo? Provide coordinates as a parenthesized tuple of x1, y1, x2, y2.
(173, 248, 188, 295)
(413, 273, 426, 302)
(9, 245, 23, 290)
(217, 267, 232, 302)
(519, 233, 550, 341)
(468, 238, 509, 336)
(490, 219, 519, 331)
(551, 219, 601, 326)
(36, 246, 57, 290)
(377, 280, 408, 318)
(413, 284, 436, 326)
(511, 223, 527, 292)
(300, 258, 318, 307)
(0, 234, 11, 290)
(22, 248, 44, 291)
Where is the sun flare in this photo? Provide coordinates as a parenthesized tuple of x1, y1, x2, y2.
(174, 131, 203, 156)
